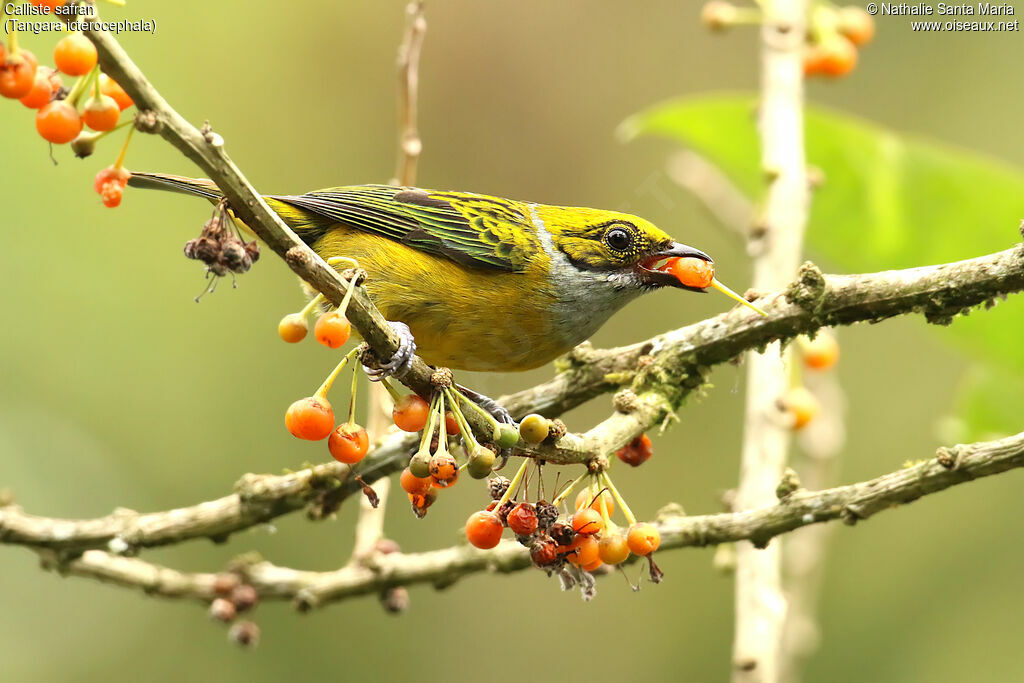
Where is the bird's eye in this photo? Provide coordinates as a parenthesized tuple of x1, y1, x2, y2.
(606, 227, 633, 252)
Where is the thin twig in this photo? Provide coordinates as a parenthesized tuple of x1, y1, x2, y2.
(666, 149, 754, 239)
(391, 0, 426, 187)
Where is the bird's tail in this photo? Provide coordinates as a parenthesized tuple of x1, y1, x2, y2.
(127, 171, 224, 201)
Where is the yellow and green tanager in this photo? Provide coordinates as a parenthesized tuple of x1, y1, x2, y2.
(129, 172, 715, 374)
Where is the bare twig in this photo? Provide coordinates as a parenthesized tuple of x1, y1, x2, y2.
(391, 0, 427, 187)
(733, 2, 810, 681)
(666, 149, 754, 238)
(35, 431, 1024, 610)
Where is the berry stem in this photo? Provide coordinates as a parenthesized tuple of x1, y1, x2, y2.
(710, 277, 768, 316)
(436, 389, 446, 446)
(417, 392, 440, 454)
(298, 293, 325, 319)
(493, 458, 530, 510)
(336, 270, 358, 317)
(450, 388, 500, 431)
(551, 470, 589, 507)
(113, 123, 135, 169)
(378, 377, 404, 403)
(313, 347, 360, 399)
(443, 387, 481, 452)
(600, 471, 637, 526)
(347, 364, 359, 425)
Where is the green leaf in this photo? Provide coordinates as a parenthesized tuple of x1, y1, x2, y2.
(621, 94, 1024, 434)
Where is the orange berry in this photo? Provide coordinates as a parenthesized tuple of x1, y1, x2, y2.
(780, 386, 819, 430)
(429, 452, 459, 488)
(530, 538, 559, 566)
(816, 36, 857, 77)
(465, 510, 503, 549)
(838, 7, 875, 45)
(0, 53, 37, 99)
(392, 394, 429, 432)
(581, 557, 604, 572)
(444, 411, 460, 435)
(598, 533, 631, 565)
(400, 467, 433, 496)
(616, 433, 653, 467)
(53, 33, 97, 76)
(571, 508, 604, 536)
(314, 311, 351, 349)
(94, 165, 130, 208)
(328, 422, 369, 464)
(284, 396, 335, 441)
(574, 489, 615, 517)
(567, 535, 600, 567)
(409, 489, 438, 517)
(801, 332, 839, 370)
(36, 100, 83, 144)
(99, 73, 133, 110)
(19, 68, 55, 109)
(627, 523, 661, 556)
(668, 256, 715, 289)
(277, 313, 308, 343)
(506, 502, 538, 536)
(99, 182, 124, 208)
(82, 94, 120, 131)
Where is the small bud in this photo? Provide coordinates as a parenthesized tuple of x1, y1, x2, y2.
(229, 584, 258, 612)
(213, 573, 241, 595)
(209, 597, 237, 623)
(380, 586, 410, 614)
(227, 620, 260, 648)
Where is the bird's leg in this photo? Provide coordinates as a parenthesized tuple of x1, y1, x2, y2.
(362, 321, 417, 381)
(455, 383, 514, 425)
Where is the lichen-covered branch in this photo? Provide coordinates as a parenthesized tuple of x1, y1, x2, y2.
(3, 245, 1022, 553)
(36, 430, 1024, 609)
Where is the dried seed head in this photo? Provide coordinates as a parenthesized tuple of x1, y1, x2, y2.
(535, 501, 558, 531)
(487, 476, 511, 500)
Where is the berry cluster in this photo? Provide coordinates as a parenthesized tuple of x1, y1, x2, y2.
(1, 6, 138, 206)
(700, 1, 875, 79)
(183, 201, 261, 278)
(464, 457, 664, 583)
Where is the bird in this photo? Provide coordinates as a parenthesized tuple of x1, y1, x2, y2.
(128, 172, 715, 376)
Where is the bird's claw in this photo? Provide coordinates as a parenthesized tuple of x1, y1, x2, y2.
(362, 321, 417, 381)
(456, 383, 514, 425)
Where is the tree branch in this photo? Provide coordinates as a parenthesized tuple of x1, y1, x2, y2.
(35, 431, 1024, 609)
(3, 245, 1022, 553)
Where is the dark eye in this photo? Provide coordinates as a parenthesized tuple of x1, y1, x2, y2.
(606, 227, 633, 251)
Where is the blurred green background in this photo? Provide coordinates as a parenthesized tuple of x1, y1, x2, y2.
(2, 1, 1022, 681)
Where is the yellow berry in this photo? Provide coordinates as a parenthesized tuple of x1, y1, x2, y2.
(278, 313, 308, 343)
(518, 414, 550, 444)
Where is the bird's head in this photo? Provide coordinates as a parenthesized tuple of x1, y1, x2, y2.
(540, 207, 712, 293)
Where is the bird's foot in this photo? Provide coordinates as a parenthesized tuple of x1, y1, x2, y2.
(362, 321, 417, 381)
(455, 383, 515, 425)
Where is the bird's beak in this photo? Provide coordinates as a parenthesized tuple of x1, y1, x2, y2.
(637, 242, 714, 292)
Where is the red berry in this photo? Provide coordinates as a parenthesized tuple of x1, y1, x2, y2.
(815, 36, 858, 77)
(668, 256, 715, 289)
(277, 313, 308, 343)
(0, 52, 37, 99)
(571, 508, 604, 536)
(392, 394, 429, 432)
(19, 68, 55, 109)
(284, 396, 335, 441)
(567, 535, 599, 567)
(429, 452, 459, 488)
(83, 94, 120, 131)
(444, 411, 460, 435)
(616, 433, 653, 467)
(627, 523, 661, 556)
(53, 33, 97, 76)
(506, 502, 538, 536)
(36, 100, 83, 144)
(328, 422, 369, 464)
(314, 311, 351, 349)
(99, 73, 133, 110)
(94, 165, 131, 192)
(465, 510, 504, 549)
(400, 467, 433, 496)
(530, 538, 559, 566)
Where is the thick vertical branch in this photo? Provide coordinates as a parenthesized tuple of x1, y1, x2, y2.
(732, 2, 809, 681)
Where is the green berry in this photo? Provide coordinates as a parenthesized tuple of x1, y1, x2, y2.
(409, 449, 431, 478)
(493, 423, 520, 448)
(467, 448, 496, 479)
(518, 414, 550, 445)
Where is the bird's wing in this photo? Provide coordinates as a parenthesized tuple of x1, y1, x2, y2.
(269, 185, 536, 272)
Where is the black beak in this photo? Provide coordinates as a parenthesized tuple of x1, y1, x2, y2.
(637, 242, 714, 292)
